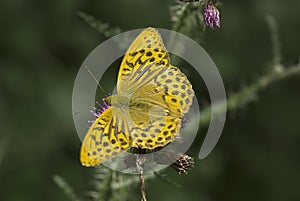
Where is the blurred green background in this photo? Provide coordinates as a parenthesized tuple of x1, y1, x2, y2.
(0, 0, 300, 201)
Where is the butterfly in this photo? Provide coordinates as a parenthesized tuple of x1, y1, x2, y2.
(80, 27, 194, 167)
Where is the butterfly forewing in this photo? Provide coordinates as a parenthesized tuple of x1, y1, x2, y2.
(80, 107, 131, 167)
(117, 28, 170, 93)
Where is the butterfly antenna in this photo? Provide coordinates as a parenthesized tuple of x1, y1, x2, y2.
(84, 66, 109, 95)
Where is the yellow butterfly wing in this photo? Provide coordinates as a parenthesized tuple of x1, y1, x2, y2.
(128, 83, 181, 149)
(153, 64, 194, 115)
(80, 107, 131, 167)
(117, 27, 194, 114)
(117, 27, 170, 93)
(127, 64, 194, 150)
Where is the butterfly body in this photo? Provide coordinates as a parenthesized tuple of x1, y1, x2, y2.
(80, 28, 194, 167)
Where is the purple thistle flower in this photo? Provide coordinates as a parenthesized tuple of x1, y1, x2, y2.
(88, 98, 110, 125)
(203, 4, 220, 28)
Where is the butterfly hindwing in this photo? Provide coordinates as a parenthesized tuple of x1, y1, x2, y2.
(154, 65, 194, 115)
(126, 62, 194, 150)
(128, 83, 182, 150)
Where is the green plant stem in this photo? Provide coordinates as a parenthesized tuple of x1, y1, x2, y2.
(111, 174, 154, 190)
(200, 63, 300, 127)
(136, 156, 147, 201)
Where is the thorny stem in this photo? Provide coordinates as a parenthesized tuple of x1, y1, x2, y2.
(172, 3, 190, 32)
(77, 11, 121, 37)
(136, 156, 147, 201)
(199, 63, 300, 127)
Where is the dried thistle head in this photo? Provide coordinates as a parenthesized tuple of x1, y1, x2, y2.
(171, 153, 194, 175)
(153, 148, 194, 175)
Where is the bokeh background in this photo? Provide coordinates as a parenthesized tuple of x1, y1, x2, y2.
(0, 0, 300, 201)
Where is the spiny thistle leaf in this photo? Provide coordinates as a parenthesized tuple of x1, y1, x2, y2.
(77, 11, 121, 38)
(170, 2, 203, 32)
(89, 167, 133, 201)
(170, 1, 204, 42)
(53, 175, 82, 201)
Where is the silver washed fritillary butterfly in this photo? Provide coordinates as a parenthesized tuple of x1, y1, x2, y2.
(80, 27, 194, 167)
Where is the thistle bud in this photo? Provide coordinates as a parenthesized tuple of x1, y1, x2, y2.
(203, 4, 220, 28)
